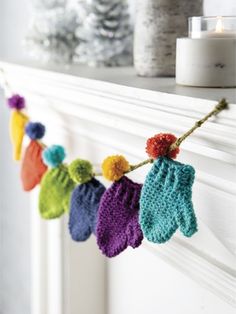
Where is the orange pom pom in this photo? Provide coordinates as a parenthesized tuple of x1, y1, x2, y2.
(146, 133, 180, 159)
(102, 155, 130, 181)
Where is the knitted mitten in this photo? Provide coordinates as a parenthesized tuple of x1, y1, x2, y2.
(21, 123, 47, 191)
(9, 110, 29, 161)
(96, 176, 143, 257)
(21, 141, 47, 191)
(69, 178, 106, 241)
(39, 166, 75, 219)
(140, 157, 197, 243)
(39, 145, 75, 219)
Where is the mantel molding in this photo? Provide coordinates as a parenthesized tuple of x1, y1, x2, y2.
(145, 238, 236, 307)
(0, 61, 236, 166)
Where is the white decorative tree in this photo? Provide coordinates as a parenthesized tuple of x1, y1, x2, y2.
(25, 0, 83, 63)
(74, 0, 133, 66)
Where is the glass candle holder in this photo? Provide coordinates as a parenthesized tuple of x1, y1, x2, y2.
(189, 16, 236, 38)
(176, 16, 236, 87)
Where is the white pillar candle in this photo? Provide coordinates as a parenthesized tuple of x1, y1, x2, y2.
(176, 16, 236, 87)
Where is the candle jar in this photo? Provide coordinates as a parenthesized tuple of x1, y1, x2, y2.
(176, 16, 236, 87)
(134, 0, 203, 77)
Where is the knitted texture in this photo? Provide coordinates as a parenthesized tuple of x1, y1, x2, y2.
(69, 178, 106, 242)
(21, 140, 48, 191)
(140, 157, 197, 243)
(39, 165, 75, 219)
(9, 110, 29, 161)
(96, 176, 143, 257)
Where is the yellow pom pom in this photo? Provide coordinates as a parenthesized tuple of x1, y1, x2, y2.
(102, 155, 130, 181)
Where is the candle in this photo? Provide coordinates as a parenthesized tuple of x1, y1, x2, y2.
(176, 16, 236, 87)
(190, 16, 236, 38)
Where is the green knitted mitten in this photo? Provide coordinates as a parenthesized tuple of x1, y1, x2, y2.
(39, 166, 75, 219)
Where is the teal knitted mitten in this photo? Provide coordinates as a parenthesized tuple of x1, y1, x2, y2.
(140, 157, 197, 243)
(39, 166, 75, 219)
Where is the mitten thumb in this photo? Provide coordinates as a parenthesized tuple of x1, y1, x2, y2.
(175, 165, 197, 237)
(176, 201, 198, 237)
(57, 167, 75, 214)
(126, 214, 143, 248)
(63, 189, 72, 214)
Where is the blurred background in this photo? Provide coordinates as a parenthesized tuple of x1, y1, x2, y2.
(0, 1, 236, 314)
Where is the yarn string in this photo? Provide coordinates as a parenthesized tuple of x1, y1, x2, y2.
(106, 98, 228, 176)
(26, 99, 230, 176)
(169, 98, 228, 152)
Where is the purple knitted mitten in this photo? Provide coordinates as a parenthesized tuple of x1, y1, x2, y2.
(96, 176, 143, 258)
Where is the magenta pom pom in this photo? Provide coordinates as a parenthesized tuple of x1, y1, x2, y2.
(25, 122, 46, 140)
(7, 94, 25, 110)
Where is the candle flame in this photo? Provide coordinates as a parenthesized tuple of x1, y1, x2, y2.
(215, 16, 223, 33)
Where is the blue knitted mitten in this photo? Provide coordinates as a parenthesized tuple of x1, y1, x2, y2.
(140, 157, 197, 243)
(69, 178, 106, 241)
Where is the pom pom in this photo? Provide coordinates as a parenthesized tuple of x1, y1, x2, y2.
(102, 155, 130, 181)
(8, 94, 25, 110)
(25, 122, 46, 140)
(146, 133, 180, 159)
(43, 145, 66, 168)
(68, 159, 93, 184)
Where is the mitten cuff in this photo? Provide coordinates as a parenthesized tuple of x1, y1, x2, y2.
(51, 167, 74, 188)
(152, 157, 195, 191)
(75, 178, 105, 203)
(110, 176, 142, 208)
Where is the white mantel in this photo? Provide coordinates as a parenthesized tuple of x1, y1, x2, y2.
(0, 60, 235, 314)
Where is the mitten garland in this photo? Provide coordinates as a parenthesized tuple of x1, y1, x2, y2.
(96, 176, 143, 257)
(5, 81, 227, 259)
(140, 157, 197, 243)
(39, 145, 75, 219)
(21, 122, 47, 191)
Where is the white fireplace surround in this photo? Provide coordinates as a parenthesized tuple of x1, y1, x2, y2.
(0, 61, 235, 314)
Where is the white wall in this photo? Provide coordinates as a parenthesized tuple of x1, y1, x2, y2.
(0, 2, 31, 313)
(204, 0, 236, 15)
(0, 89, 31, 314)
(0, 0, 31, 60)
